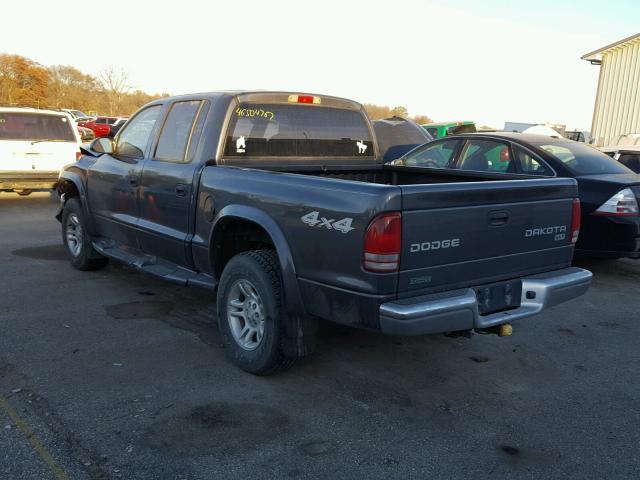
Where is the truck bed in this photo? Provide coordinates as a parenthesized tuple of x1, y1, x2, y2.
(262, 163, 535, 185)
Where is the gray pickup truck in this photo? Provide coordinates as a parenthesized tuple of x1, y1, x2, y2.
(56, 91, 592, 374)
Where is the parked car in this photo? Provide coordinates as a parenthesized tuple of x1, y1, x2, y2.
(56, 92, 591, 374)
(372, 116, 433, 161)
(106, 117, 128, 138)
(0, 107, 80, 195)
(565, 130, 591, 143)
(600, 146, 640, 173)
(77, 125, 95, 143)
(422, 121, 476, 139)
(62, 108, 88, 119)
(79, 116, 124, 138)
(393, 132, 640, 259)
(75, 116, 96, 124)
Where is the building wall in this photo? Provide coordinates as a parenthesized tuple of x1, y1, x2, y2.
(591, 38, 640, 146)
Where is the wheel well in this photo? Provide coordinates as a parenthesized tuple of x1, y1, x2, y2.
(212, 218, 276, 278)
(57, 179, 80, 202)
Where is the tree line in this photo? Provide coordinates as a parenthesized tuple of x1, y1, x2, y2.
(364, 104, 432, 124)
(0, 54, 167, 116)
(0, 53, 433, 123)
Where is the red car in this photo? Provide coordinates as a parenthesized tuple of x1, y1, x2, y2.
(78, 116, 120, 138)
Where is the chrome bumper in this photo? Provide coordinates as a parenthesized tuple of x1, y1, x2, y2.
(379, 267, 592, 336)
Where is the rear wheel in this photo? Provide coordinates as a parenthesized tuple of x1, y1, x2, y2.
(15, 189, 32, 196)
(217, 250, 295, 375)
(61, 198, 108, 271)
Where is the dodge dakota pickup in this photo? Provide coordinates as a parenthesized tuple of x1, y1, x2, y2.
(56, 91, 592, 374)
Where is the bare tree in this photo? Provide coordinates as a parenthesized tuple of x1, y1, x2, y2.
(99, 66, 130, 115)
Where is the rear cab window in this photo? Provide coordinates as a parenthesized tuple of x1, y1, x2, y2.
(0, 112, 76, 142)
(223, 102, 373, 163)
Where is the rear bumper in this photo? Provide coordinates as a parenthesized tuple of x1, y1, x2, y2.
(379, 267, 592, 335)
(0, 171, 59, 190)
(577, 214, 640, 259)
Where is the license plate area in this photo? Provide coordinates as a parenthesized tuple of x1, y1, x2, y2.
(475, 279, 522, 315)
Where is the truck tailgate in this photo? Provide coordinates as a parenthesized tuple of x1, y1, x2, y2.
(399, 178, 578, 295)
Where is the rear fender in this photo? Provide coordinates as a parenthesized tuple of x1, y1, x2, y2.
(209, 204, 305, 316)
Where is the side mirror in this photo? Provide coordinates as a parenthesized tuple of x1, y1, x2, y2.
(90, 137, 114, 155)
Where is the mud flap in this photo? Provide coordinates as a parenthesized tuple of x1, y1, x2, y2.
(281, 314, 318, 358)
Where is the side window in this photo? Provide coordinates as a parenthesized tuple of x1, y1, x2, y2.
(115, 106, 162, 159)
(458, 140, 514, 173)
(187, 101, 210, 163)
(154, 101, 202, 162)
(402, 140, 461, 168)
(427, 127, 439, 138)
(514, 145, 554, 176)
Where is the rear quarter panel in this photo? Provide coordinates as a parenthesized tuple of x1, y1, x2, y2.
(193, 166, 402, 295)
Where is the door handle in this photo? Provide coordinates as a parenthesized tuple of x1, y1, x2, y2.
(488, 210, 509, 226)
(128, 175, 139, 187)
(175, 184, 188, 197)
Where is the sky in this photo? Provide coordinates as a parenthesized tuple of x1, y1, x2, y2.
(2, 0, 639, 130)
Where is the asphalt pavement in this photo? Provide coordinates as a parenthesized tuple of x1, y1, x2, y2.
(1, 191, 639, 479)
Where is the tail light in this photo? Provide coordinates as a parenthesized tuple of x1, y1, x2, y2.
(593, 188, 639, 216)
(363, 212, 401, 272)
(571, 198, 581, 244)
(76, 151, 82, 161)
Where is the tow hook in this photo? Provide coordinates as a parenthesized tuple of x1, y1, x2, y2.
(474, 323, 513, 337)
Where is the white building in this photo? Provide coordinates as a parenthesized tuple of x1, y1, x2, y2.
(582, 33, 640, 146)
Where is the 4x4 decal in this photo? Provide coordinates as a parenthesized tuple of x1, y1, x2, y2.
(301, 211, 355, 234)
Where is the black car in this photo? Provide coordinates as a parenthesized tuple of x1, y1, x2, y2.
(392, 132, 640, 259)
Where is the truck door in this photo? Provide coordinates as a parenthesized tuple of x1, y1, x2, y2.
(137, 100, 209, 266)
(86, 105, 163, 246)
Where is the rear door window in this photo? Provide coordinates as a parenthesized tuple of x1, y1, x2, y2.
(458, 139, 514, 173)
(0, 112, 76, 141)
(154, 100, 202, 162)
(223, 103, 373, 158)
(513, 145, 554, 176)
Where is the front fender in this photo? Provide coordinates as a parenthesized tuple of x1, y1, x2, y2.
(56, 170, 94, 232)
(210, 204, 305, 315)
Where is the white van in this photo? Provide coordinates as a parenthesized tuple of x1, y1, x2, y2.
(0, 107, 81, 195)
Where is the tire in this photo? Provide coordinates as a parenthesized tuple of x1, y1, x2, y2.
(61, 198, 108, 271)
(15, 189, 32, 196)
(217, 250, 295, 375)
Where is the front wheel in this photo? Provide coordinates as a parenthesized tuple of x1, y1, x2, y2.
(61, 198, 108, 271)
(217, 250, 295, 375)
(15, 189, 32, 196)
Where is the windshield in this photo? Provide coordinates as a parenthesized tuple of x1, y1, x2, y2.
(0, 112, 76, 141)
(535, 141, 633, 175)
(224, 103, 373, 158)
(67, 110, 86, 118)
